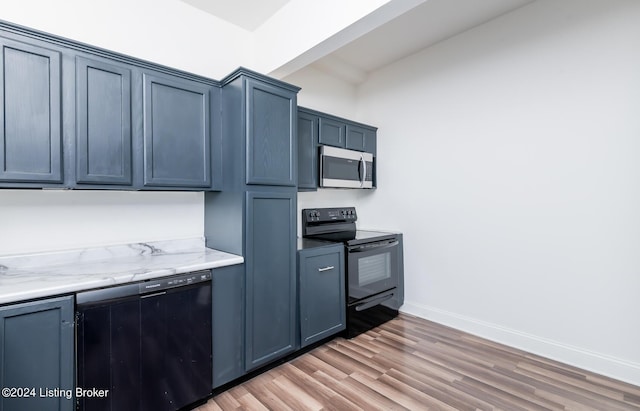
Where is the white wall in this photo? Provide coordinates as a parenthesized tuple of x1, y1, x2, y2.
(0, 0, 253, 78)
(356, 0, 640, 385)
(0, 191, 203, 256)
(284, 64, 358, 117)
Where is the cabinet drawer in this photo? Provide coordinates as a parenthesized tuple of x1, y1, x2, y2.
(305, 253, 341, 276)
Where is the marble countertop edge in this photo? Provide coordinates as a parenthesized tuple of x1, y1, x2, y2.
(0, 238, 244, 306)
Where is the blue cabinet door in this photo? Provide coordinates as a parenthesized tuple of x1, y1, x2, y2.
(364, 128, 377, 155)
(346, 123, 377, 154)
(318, 116, 345, 148)
(0, 37, 62, 184)
(212, 263, 245, 388)
(297, 110, 318, 190)
(76, 57, 132, 185)
(245, 190, 297, 371)
(143, 73, 211, 188)
(0, 296, 74, 411)
(246, 79, 296, 186)
(298, 244, 345, 347)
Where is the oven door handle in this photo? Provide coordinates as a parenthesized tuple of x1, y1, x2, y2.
(355, 292, 394, 312)
(348, 240, 399, 253)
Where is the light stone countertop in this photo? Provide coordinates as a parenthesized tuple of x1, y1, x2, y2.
(0, 238, 243, 305)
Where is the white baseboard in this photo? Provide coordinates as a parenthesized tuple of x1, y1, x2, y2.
(400, 301, 640, 387)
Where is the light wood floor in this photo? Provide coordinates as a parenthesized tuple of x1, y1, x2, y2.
(196, 314, 640, 410)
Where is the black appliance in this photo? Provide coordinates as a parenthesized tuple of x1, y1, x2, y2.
(302, 207, 403, 338)
(76, 271, 213, 411)
(319, 146, 374, 189)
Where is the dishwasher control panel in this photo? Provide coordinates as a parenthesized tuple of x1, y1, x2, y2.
(77, 270, 212, 305)
(139, 270, 212, 294)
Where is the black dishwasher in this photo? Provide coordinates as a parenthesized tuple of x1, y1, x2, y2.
(76, 271, 212, 411)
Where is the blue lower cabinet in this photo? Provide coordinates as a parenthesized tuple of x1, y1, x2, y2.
(0, 296, 74, 411)
(298, 244, 346, 347)
(212, 264, 245, 388)
(244, 190, 297, 371)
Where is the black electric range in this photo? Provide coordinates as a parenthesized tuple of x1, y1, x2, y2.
(302, 207, 404, 338)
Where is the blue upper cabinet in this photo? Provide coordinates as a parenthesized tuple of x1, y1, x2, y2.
(142, 72, 212, 188)
(316, 111, 377, 154)
(76, 57, 132, 185)
(0, 36, 63, 185)
(346, 123, 377, 154)
(246, 78, 297, 186)
(0, 21, 223, 191)
(318, 116, 346, 148)
(297, 110, 319, 190)
(297, 107, 378, 190)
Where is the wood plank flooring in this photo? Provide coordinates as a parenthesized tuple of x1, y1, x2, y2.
(196, 314, 640, 410)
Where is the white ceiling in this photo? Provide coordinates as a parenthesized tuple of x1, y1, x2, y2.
(311, 0, 535, 83)
(181, 0, 535, 83)
(180, 0, 290, 31)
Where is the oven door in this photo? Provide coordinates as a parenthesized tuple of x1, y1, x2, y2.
(347, 238, 399, 302)
(320, 146, 373, 188)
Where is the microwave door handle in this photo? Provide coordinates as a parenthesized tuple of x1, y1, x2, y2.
(349, 240, 400, 253)
(359, 154, 366, 187)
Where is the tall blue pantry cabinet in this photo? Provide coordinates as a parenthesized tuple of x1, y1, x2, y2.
(205, 69, 299, 387)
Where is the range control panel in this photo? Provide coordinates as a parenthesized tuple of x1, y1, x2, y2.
(303, 207, 357, 224)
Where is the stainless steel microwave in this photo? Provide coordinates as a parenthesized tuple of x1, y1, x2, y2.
(319, 146, 374, 188)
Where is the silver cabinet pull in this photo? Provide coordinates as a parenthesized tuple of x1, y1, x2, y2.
(318, 266, 335, 272)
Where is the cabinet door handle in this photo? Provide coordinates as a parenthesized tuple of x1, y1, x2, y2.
(318, 266, 335, 272)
